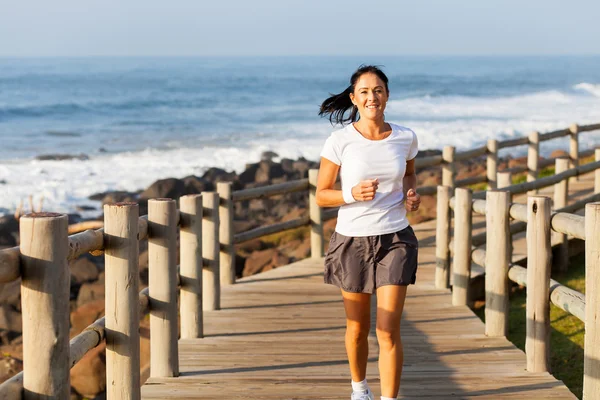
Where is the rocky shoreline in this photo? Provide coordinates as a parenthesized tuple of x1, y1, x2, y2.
(0, 149, 552, 398)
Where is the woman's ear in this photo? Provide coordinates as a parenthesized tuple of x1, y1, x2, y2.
(349, 92, 355, 105)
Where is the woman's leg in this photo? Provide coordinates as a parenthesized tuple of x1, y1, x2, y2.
(341, 289, 372, 382)
(375, 285, 408, 398)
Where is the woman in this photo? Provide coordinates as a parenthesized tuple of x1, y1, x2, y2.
(315, 65, 420, 400)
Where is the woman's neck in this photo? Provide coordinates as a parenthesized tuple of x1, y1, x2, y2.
(353, 119, 390, 140)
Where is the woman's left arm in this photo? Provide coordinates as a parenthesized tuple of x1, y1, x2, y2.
(403, 159, 420, 212)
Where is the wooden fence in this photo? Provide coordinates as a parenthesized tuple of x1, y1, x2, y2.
(0, 122, 598, 398)
(435, 139, 600, 396)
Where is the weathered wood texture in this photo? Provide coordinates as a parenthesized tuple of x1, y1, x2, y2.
(180, 194, 204, 339)
(485, 191, 510, 337)
(217, 183, 235, 285)
(553, 158, 570, 272)
(442, 146, 456, 188)
(20, 213, 71, 400)
(435, 186, 451, 289)
(141, 219, 575, 399)
(309, 169, 324, 258)
(104, 203, 141, 399)
(584, 203, 600, 399)
(202, 192, 220, 311)
(526, 197, 552, 373)
(148, 199, 179, 378)
(452, 188, 472, 306)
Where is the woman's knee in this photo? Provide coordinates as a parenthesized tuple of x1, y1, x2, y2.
(346, 321, 370, 344)
(375, 325, 401, 347)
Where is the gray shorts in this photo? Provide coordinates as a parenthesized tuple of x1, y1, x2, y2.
(324, 226, 419, 294)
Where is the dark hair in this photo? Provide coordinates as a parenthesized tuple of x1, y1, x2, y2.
(319, 65, 389, 126)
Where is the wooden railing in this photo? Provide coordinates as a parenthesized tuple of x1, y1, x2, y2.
(0, 121, 598, 398)
(435, 140, 600, 397)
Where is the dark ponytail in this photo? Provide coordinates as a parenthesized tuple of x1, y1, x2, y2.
(319, 65, 389, 126)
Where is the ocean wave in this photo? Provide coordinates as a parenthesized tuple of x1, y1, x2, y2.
(574, 83, 600, 97)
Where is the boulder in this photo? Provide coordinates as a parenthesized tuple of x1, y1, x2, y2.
(77, 282, 105, 308)
(0, 280, 21, 311)
(261, 151, 279, 162)
(255, 161, 285, 183)
(201, 167, 238, 183)
(70, 299, 104, 335)
(140, 178, 186, 200)
(0, 216, 18, 247)
(243, 248, 290, 277)
(239, 163, 260, 185)
(0, 305, 22, 345)
(70, 342, 106, 398)
(70, 257, 99, 285)
(182, 175, 213, 194)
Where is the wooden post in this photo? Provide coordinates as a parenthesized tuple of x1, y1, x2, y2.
(104, 203, 140, 399)
(202, 192, 220, 311)
(442, 146, 456, 189)
(309, 169, 324, 258)
(452, 188, 472, 306)
(497, 171, 512, 189)
(584, 202, 600, 398)
(217, 182, 235, 285)
(487, 139, 498, 190)
(569, 124, 579, 183)
(553, 158, 569, 272)
(148, 199, 179, 377)
(594, 148, 600, 193)
(498, 171, 513, 205)
(180, 194, 203, 339)
(435, 186, 451, 289)
(20, 213, 70, 399)
(485, 191, 510, 337)
(527, 131, 540, 195)
(526, 196, 551, 373)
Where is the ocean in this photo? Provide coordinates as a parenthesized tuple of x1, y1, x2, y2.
(1, 56, 600, 216)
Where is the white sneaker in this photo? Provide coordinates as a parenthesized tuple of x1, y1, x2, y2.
(351, 389, 374, 400)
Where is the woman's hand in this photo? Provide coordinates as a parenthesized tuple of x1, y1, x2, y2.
(405, 188, 421, 212)
(351, 179, 379, 201)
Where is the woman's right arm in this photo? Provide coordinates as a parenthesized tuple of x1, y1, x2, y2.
(315, 158, 379, 207)
(315, 157, 345, 208)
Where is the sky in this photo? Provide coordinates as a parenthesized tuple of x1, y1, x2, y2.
(1, 0, 599, 57)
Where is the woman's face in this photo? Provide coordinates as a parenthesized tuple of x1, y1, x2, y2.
(350, 72, 389, 122)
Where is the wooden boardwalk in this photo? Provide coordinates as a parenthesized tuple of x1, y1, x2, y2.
(141, 189, 588, 399)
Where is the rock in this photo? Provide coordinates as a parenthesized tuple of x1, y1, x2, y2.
(243, 248, 289, 277)
(201, 167, 237, 183)
(77, 282, 105, 307)
(261, 151, 279, 162)
(75, 205, 97, 212)
(239, 163, 260, 185)
(101, 191, 138, 205)
(0, 305, 22, 345)
(70, 299, 104, 335)
(0, 280, 21, 311)
(0, 351, 23, 383)
(292, 160, 310, 178)
(550, 149, 569, 159)
(182, 175, 213, 194)
(0, 216, 18, 247)
(415, 149, 442, 158)
(70, 342, 106, 398)
(508, 156, 528, 169)
(70, 257, 99, 285)
(255, 161, 285, 183)
(280, 158, 295, 175)
(140, 178, 185, 200)
(36, 153, 89, 161)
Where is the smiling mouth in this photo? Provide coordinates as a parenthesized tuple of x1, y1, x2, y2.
(366, 105, 379, 109)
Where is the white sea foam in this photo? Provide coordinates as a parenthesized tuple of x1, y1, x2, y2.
(1, 90, 600, 217)
(574, 83, 600, 97)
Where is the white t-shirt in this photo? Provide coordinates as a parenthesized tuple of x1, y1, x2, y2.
(320, 122, 419, 237)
